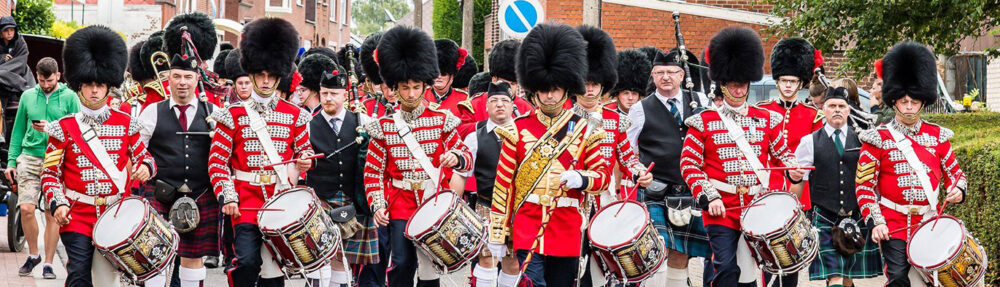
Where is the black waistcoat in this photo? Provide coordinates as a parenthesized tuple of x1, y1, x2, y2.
(306, 111, 360, 201)
(473, 120, 501, 203)
(149, 100, 212, 192)
(809, 126, 861, 215)
(637, 91, 695, 185)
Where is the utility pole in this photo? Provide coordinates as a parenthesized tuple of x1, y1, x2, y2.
(581, 0, 600, 27)
(461, 0, 473, 51)
(413, 0, 423, 30)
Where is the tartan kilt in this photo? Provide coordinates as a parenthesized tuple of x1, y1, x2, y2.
(638, 189, 711, 258)
(325, 191, 380, 265)
(808, 208, 883, 280)
(139, 183, 220, 258)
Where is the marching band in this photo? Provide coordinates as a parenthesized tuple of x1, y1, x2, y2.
(34, 10, 987, 287)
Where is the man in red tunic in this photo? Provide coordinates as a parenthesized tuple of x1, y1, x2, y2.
(680, 27, 805, 287)
(44, 26, 156, 287)
(756, 37, 824, 206)
(856, 42, 967, 287)
(488, 23, 610, 286)
(209, 18, 314, 287)
(358, 32, 399, 118)
(423, 39, 470, 115)
(604, 49, 652, 115)
(456, 39, 533, 136)
(362, 25, 473, 287)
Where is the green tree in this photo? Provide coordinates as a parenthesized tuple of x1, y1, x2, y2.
(762, 0, 1000, 78)
(13, 0, 56, 35)
(352, 0, 411, 36)
(432, 0, 490, 66)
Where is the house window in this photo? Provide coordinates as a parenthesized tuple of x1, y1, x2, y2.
(266, 0, 292, 14)
(338, 0, 346, 24)
(330, 0, 337, 22)
(297, 0, 303, 7)
(305, 0, 316, 22)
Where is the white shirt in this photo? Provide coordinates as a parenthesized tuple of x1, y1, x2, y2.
(794, 123, 849, 180)
(137, 97, 200, 146)
(320, 107, 347, 132)
(626, 89, 707, 152)
(461, 119, 502, 177)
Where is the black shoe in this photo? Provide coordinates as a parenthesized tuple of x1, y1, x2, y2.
(204, 256, 220, 268)
(18, 256, 41, 276)
(42, 265, 56, 279)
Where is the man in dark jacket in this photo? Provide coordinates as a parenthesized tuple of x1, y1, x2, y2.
(0, 16, 36, 149)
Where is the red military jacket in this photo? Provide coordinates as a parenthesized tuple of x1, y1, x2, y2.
(362, 104, 473, 220)
(490, 109, 610, 257)
(855, 120, 966, 240)
(362, 98, 398, 119)
(456, 92, 534, 137)
(573, 105, 645, 206)
(208, 96, 314, 225)
(41, 109, 156, 237)
(680, 105, 797, 229)
(756, 100, 823, 207)
(140, 80, 169, 111)
(424, 88, 469, 117)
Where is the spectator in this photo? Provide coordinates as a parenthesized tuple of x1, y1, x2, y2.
(4, 57, 79, 279)
(831, 77, 861, 110)
(0, 16, 36, 148)
(870, 78, 883, 113)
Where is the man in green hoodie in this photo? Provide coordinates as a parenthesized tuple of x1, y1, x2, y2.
(4, 57, 78, 279)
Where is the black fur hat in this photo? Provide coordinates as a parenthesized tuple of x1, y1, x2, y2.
(489, 39, 519, 82)
(468, 71, 490, 96)
(707, 26, 764, 83)
(881, 41, 938, 106)
(240, 18, 300, 78)
(298, 54, 337, 91)
(359, 32, 383, 85)
(63, 25, 128, 91)
(128, 40, 155, 82)
(517, 23, 588, 97)
(577, 25, 617, 90)
(611, 49, 651, 97)
(219, 42, 234, 51)
(336, 44, 363, 77)
(214, 49, 231, 80)
(163, 13, 218, 62)
(770, 37, 819, 82)
(376, 25, 439, 87)
(637, 46, 661, 63)
(302, 47, 337, 65)
(434, 39, 465, 76)
(453, 54, 478, 89)
(225, 48, 247, 80)
(140, 31, 165, 78)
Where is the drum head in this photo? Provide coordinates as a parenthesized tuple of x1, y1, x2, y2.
(741, 192, 797, 235)
(909, 217, 964, 268)
(590, 202, 646, 248)
(258, 189, 313, 229)
(93, 198, 147, 248)
(406, 191, 455, 237)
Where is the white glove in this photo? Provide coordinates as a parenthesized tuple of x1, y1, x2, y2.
(488, 243, 507, 258)
(560, 170, 584, 189)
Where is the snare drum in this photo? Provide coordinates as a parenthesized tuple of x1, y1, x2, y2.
(258, 187, 341, 273)
(740, 192, 818, 274)
(405, 190, 487, 272)
(93, 197, 179, 282)
(587, 201, 665, 282)
(908, 216, 988, 287)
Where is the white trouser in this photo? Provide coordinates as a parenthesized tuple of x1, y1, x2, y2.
(737, 236, 757, 283)
(260, 246, 284, 278)
(416, 250, 441, 280)
(93, 250, 121, 287)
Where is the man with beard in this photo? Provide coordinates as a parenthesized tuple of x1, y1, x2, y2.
(210, 18, 314, 287)
(680, 27, 805, 287)
(424, 39, 470, 115)
(605, 49, 652, 115)
(856, 42, 967, 287)
(363, 25, 473, 287)
(6, 57, 78, 280)
(43, 26, 156, 287)
(359, 32, 399, 118)
(488, 23, 610, 286)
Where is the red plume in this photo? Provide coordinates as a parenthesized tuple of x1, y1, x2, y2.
(702, 48, 710, 65)
(813, 49, 824, 70)
(456, 48, 468, 70)
(874, 59, 884, 79)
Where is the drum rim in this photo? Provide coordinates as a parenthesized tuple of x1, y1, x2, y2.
(906, 215, 970, 270)
(740, 191, 801, 237)
(93, 197, 151, 250)
(404, 190, 459, 239)
(592, 233, 667, 281)
(587, 200, 651, 250)
(258, 187, 319, 230)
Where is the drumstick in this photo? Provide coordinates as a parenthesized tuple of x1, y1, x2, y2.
(888, 222, 923, 236)
(615, 163, 656, 216)
(725, 203, 764, 212)
(261, 153, 326, 168)
(931, 182, 959, 230)
(240, 208, 285, 212)
(754, 166, 815, 171)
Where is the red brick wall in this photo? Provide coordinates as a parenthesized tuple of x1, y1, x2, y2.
(687, 0, 771, 13)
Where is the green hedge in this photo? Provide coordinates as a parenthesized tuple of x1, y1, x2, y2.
(923, 112, 1000, 285)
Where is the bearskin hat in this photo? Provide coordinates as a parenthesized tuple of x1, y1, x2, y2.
(225, 49, 247, 80)
(637, 46, 661, 63)
(163, 13, 218, 63)
(376, 25, 439, 87)
(219, 42, 234, 51)
(63, 26, 128, 91)
(434, 39, 466, 76)
(881, 41, 938, 106)
(517, 23, 588, 97)
(770, 37, 821, 82)
(128, 40, 155, 82)
(336, 44, 363, 77)
(214, 49, 231, 80)
(240, 18, 300, 78)
(611, 49, 651, 96)
(277, 70, 301, 96)
(453, 54, 478, 89)
(359, 32, 383, 85)
(302, 47, 337, 65)
(706, 26, 764, 83)
(577, 25, 617, 90)
(298, 54, 337, 91)
(468, 71, 490, 96)
(139, 31, 165, 78)
(489, 39, 519, 82)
